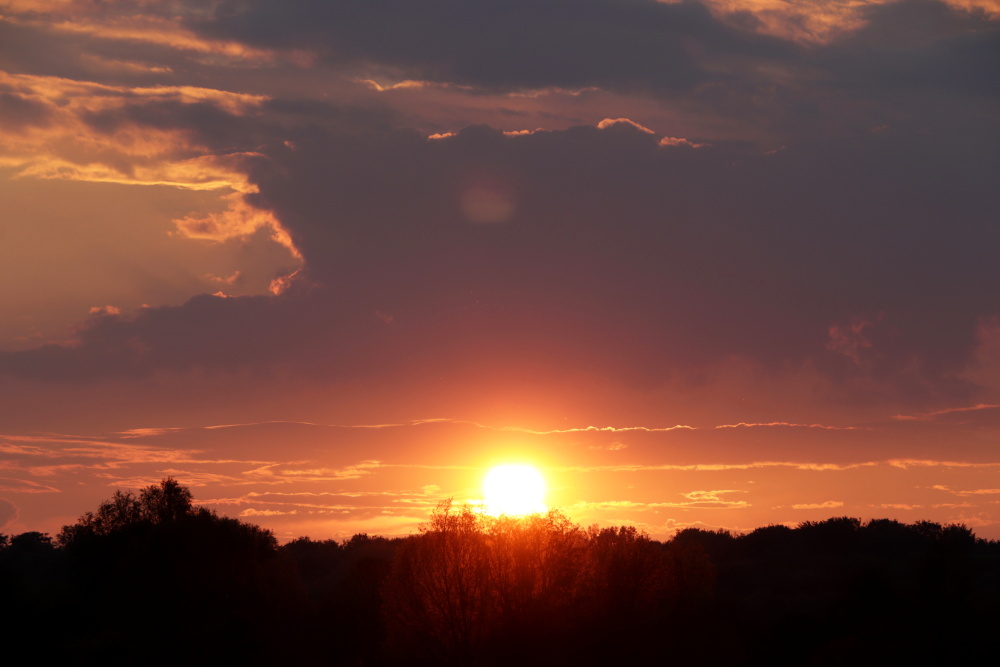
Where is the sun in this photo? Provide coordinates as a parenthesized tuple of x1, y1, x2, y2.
(483, 464, 547, 517)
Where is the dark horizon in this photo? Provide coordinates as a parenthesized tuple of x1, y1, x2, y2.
(4, 478, 998, 665)
(3, 0, 1000, 542)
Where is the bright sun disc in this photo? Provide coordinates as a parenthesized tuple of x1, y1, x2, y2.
(483, 464, 547, 516)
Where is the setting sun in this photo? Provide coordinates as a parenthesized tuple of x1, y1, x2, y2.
(483, 464, 547, 516)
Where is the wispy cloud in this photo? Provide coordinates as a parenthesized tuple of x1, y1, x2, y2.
(556, 460, 879, 473)
(508, 424, 696, 435)
(239, 508, 298, 517)
(573, 492, 750, 511)
(597, 118, 655, 134)
(715, 422, 861, 431)
(0, 477, 61, 493)
(117, 427, 186, 438)
(0, 71, 300, 258)
(790, 500, 844, 510)
(932, 485, 1000, 497)
(2, 434, 206, 464)
(892, 403, 1000, 422)
(0, 9, 298, 65)
(889, 459, 1000, 469)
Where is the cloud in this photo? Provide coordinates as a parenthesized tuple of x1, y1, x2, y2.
(173, 0, 1000, 142)
(557, 460, 879, 473)
(931, 485, 1000, 496)
(790, 500, 844, 510)
(892, 402, 1000, 421)
(888, 459, 1000, 469)
(715, 422, 861, 430)
(239, 508, 297, 517)
(0, 71, 301, 257)
(701, 0, 1000, 44)
(0, 477, 60, 493)
(588, 441, 628, 451)
(658, 136, 708, 148)
(172, 191, 301, 257)
(511, 425, 697, 435)
(2, 3, 999, 405)
(597, 117, 656, 134)
(186, 0, 780, 93)
(0, 497, 16, 528)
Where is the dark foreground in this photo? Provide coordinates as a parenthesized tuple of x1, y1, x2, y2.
(3, 479, 998, 665)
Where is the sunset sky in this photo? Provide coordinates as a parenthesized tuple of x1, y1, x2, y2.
(3, 0, 1000, 541)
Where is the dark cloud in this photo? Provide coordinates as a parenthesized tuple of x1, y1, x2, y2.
(81, 99, 262, 153)
(2, 0, 997, 406)
(178, 0, 1000, 140)
(4, 117, 997, 403)
(253, 122, 999, 392)
(821, 0, 1000, 97)
(0, 13, 168, 86)
(0, 497, 16, 529)
(0, 91, 52, 128)
(76, 93, 398, 156)
(189, 0, 790, 91)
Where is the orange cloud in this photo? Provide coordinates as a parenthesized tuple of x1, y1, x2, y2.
(891, 403, 1000, 421)
(507, 86, 600, 98)
(359, 79, 472, 93)
(635, 489, 752, 509)
(509, 424, 696, 435)
(0, 477, 60, 493)
(557, 460, 878, 473)
(888, 459, 1000, 469)
(1, 10, 283, 65)
(597, 117, 656, 134)
(790, 500, 844, 510)
(588, 441, 628, 451)
(0, 71, 302, 262)
(932, 485, 1000, 496)
(239, 508, 298, 517)
(658, 136, 708, 148)
(700, 0, 1000, 43)
(715, 421, 861, 430)
(173, 192, 302, 258)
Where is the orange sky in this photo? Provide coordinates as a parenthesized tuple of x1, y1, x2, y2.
(2, 0, 1000, 541)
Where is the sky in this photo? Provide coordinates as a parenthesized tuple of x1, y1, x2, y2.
(2, 0, 1000, 541)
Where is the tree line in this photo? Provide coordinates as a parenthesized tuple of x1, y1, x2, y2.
(3, 479, 999, 665)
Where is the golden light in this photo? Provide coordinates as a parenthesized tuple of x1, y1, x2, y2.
(482, 464, 547, 516)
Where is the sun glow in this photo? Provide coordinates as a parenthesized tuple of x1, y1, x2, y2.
(483, 464, 547, 516)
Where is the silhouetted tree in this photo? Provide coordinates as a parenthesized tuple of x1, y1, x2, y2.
(52, 478, 284, 663)
(384, 501, 493, 663)
(383, 500, 596, 665)
(57, 477, 195, 547)
(583, 525, 668, 621)
(7, 486, 1000, 666)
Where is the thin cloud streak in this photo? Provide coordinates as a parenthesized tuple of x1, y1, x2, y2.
(790, 501, 845, 510)
(715, 422, 863, 430)
(555, 461, 882, 473)
(892, 403, 1000, 421)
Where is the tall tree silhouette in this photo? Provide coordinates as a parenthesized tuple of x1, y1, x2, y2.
(54, 478, 285, 663)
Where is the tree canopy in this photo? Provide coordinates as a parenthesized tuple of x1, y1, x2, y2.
(2, 487, 998, 666)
